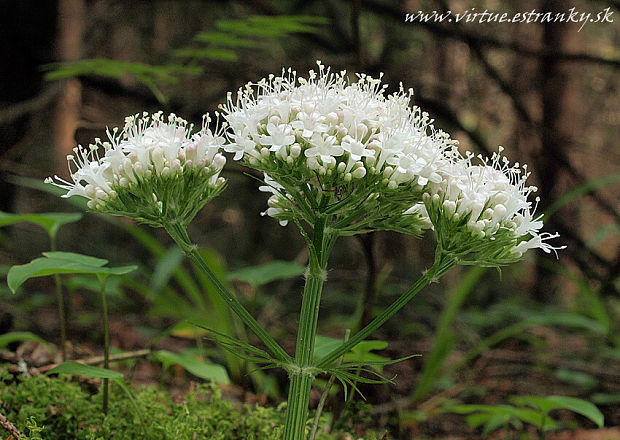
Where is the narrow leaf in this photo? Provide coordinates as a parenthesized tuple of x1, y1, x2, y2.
(228, 261, 305, 287)
(0, 331, 48, 348)
(48, 361, 124, 380)
(154, 350, 229, 384)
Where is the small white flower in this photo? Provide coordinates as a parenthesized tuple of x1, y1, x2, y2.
(291, 110, 329, 139)
(261, 123, 296, 151)
(304, 134, 343, 164)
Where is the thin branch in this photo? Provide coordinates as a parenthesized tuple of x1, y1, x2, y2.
(0, 412, 22, 440)
(0, 84, 62, 125)
(470, 46, 620, 224)
(361, 0, 620, 68)
(8, 349, 152, 376)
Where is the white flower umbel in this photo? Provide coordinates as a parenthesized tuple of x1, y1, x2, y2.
(221, 61, 456, 235)
(47, 112, 227, 227)
(424, 148, 565, 265)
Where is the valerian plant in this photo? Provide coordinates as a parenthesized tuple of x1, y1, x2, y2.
(47, 61, 564, 440)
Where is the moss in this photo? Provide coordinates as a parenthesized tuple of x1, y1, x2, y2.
(0, 367, 383, 439)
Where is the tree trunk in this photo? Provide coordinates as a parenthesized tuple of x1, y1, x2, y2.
(536, 0, 580, 300)
(53, 0, 85, 171)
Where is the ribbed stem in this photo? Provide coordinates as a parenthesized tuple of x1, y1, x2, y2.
(283, 216, 329, 440)
(316, 253, 457, 369)
(283, 372, 314, 440)
(163, 221, 291, 364)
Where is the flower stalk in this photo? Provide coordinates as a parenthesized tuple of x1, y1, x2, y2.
(283, 216, 331, 440)
(163, 220, 291, 364)
(317, 249, 457, 369)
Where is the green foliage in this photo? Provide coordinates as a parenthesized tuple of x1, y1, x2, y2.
(43, 59, 200, 104)
(48, 361, 124, 380)
(228, 261, 305, 288)
(444, 394, 603, 437)
(153, 349, 230, 384)
(0, 332, 49, 349)
(215, 16, 328, 37)
(0, 368, 382, 440)
(412, 266, 486, 402)
(314, 335, 391, 371)
(8, 251, 137, 293)
(511, 395, 603, 429)
(43, 15, 328, 104)
(0, 212, 82, 240)
(176, 16, 327, 62)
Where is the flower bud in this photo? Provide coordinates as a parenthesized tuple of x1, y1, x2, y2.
(307, 157, 319, 170)
(352, 167, 367, 179)
(326, 112, 339, 125)
(212, 154, 226, 170)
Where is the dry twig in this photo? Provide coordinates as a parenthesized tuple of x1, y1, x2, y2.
(0, 411, 23, 439)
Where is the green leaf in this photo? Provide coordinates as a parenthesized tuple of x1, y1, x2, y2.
(0, 331, 48, 348)
(412, 266, 486, 402)
(47, 361, 124, 380)
(150, 246, 185, 293)
(555, 369, 598, 389)
(193, 32, 263, 48)
(174, 47, 238, 61)
(0, 211, 82, 239)
(8, 252, 137, 293)
(314, 335, 394, 372)
(42, 251, 109, 267)
(447, 404, 544, 428)
(228, 261, 305, 287)
(591, 393, 620, 406)
(215, 15, 327, 38)
(153, 350, 229, 384)
(525, 312, 605, 335)
(537, 258, 612, 335)
(511, 395, 604, 428)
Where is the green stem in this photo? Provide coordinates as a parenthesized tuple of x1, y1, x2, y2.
(163, 221, 291, 364)
(309, 329, 350, 440)
(50, 236, 67, 361)
(316, 253, 457, 369)
(99, 277, 110, 415)
(283, 216, 330, 440)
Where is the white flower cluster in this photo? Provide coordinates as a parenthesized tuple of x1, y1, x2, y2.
(47, 112, 227, 223)
(422, 148, 564, 258)
(221, 63, 562, 259)
(221, 62, 455, 187)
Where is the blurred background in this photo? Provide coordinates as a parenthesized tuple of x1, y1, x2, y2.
(0, 0, 619, 438)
